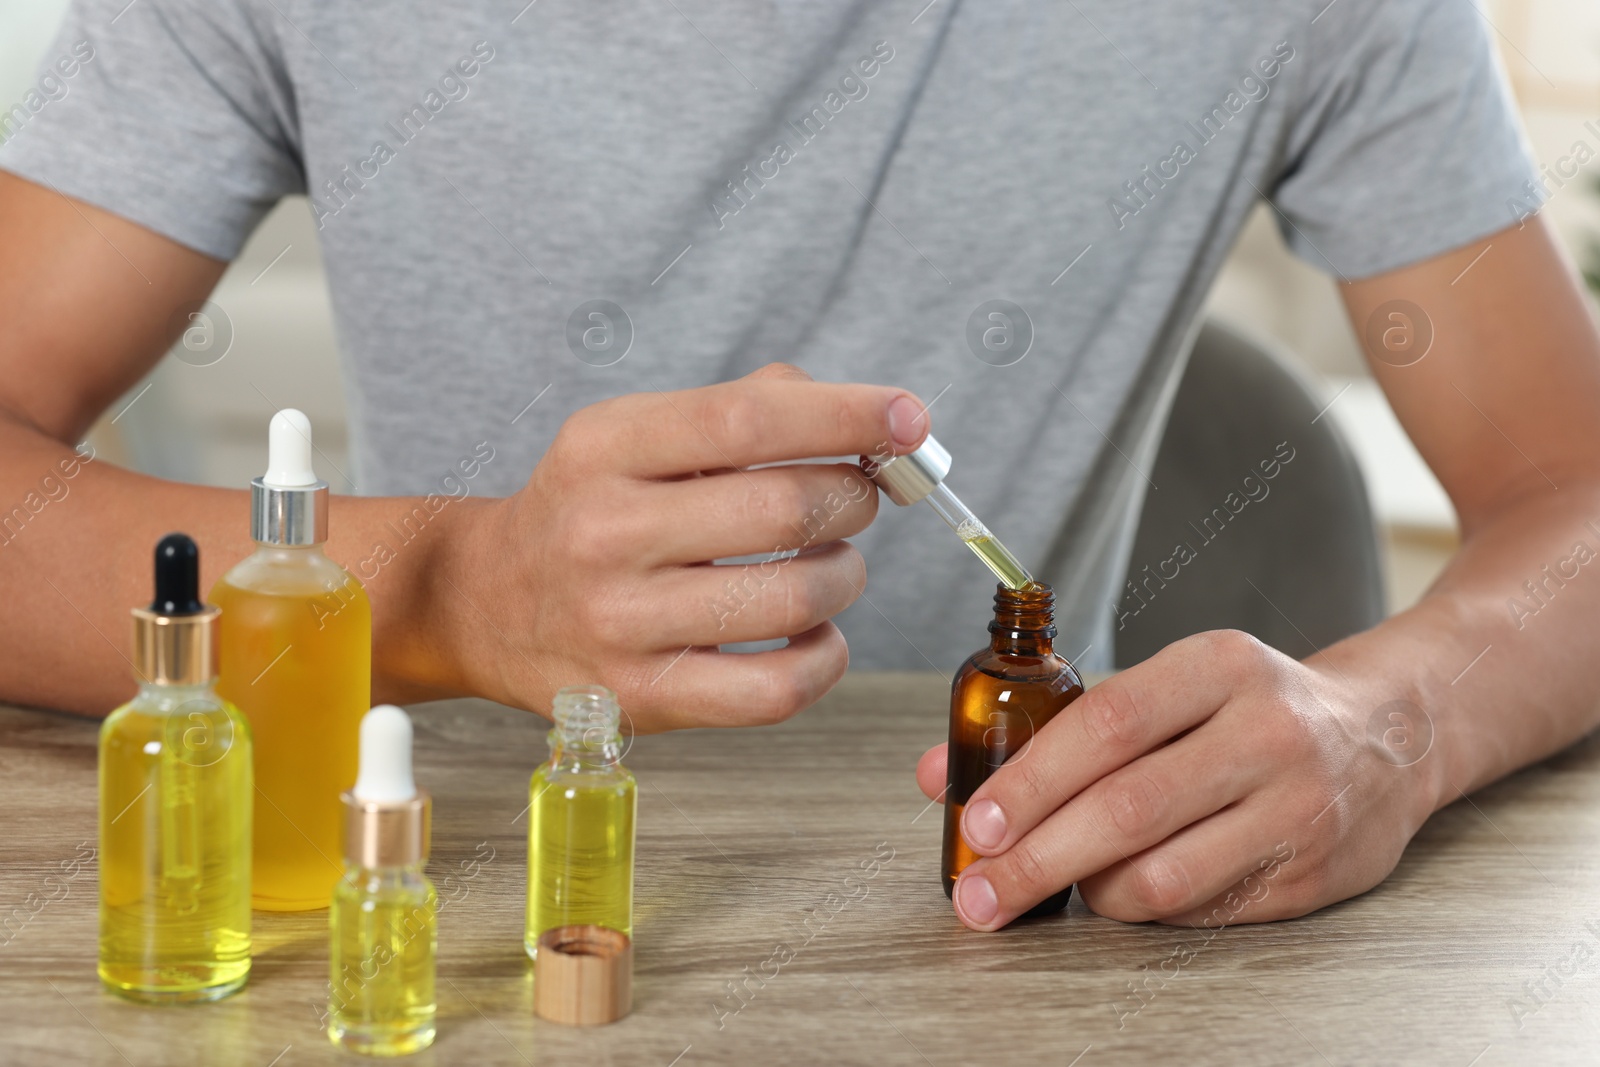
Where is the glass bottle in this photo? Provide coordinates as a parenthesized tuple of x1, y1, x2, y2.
(526, 686, 637, 954)
(329, 706, 436, 1055)
(943, 582, 1083, 916)
(99, 533, 253, 1002)
(526, 686, 636, 1026)
(213, 408, 371, 911)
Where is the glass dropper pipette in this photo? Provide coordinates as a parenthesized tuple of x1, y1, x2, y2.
(921, 481, 1033, 590)
(862, 436, 1035, 590)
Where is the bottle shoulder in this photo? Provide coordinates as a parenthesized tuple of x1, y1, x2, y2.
(100, 688, 252, 761)
(104, 686, 250, 725)
(335, 866, 437, 903)
(214, 546, 367, 601)
(954, 649, 1083, 696)
(531, 758, 636, 792)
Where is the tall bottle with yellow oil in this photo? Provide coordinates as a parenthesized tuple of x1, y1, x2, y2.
(99, 533, 252, 1002)
(213, 410, 371, 911)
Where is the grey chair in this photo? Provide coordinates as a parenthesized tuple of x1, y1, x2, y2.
(1113, 319, 1386, 667)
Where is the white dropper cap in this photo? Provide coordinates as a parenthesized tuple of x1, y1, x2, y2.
(343, 705, 429, 867)
(352, 705, 416, 803)
(250, 409, 327, 544)
(263, 408, 317, 488)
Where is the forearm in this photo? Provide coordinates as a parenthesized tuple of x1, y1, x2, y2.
(0, 414, 488, 715)
(1318, 480, 1600, 816)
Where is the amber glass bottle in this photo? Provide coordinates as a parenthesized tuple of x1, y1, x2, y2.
(943, 582, 1083, 915)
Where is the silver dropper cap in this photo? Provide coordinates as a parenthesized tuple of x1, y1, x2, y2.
(861, 435, 953, 506)
(250, 409, 329, 545)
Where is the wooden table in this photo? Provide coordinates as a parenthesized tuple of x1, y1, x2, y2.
(2, 672, 1598, 1066)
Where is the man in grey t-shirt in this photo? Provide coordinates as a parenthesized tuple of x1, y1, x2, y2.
(3, 0, 1600, 930)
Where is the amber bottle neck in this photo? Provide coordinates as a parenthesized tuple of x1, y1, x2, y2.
(988, 583, 1056, 656)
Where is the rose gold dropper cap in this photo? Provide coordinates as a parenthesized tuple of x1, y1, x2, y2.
(342, 706, 430, 869)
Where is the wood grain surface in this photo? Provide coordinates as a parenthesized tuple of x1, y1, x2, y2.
(1, 671, 1598, 1066)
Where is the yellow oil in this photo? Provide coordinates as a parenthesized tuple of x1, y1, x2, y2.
(328, 867, 437, 1055)
(524, 757, 637, 956)
(98, 683, 252, 1002)
(959, 523, 1034, 590)
(213, 545, 371, 911)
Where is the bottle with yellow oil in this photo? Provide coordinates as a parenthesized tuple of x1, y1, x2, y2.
(99, 533, 252, 1002)
(329, 705, 436, 1055)
(526, 685, 636, 1026)
(213, 409, 371, 911)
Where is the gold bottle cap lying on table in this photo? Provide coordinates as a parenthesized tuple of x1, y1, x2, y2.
(534, 925, 633, 1026)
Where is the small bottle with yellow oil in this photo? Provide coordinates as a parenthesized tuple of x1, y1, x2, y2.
(99, 533, 253, 1002)
(213, 409, 371, 911)
(329, 705, 436, 1055)
(526, 685, 636, 1026)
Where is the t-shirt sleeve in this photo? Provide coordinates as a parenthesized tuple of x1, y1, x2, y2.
(0, 0, 304, 260)
(1268, 0, 1544, 280)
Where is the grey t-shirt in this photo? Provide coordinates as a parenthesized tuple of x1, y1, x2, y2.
(1, 0, 1537, 673)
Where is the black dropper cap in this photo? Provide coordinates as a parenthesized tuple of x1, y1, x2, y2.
(151, 533, 205, 617)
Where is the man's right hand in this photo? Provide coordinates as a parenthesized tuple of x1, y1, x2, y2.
(432, 363, 929, 732)
(0, 172, 924, 727)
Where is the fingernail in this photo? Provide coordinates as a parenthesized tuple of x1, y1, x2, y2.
(956, 874, 998, 926)
(963, 798, 1006, 851)
(887, 395, 927, 448)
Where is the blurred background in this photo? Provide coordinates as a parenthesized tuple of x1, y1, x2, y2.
(4, 0, 1599, 617)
